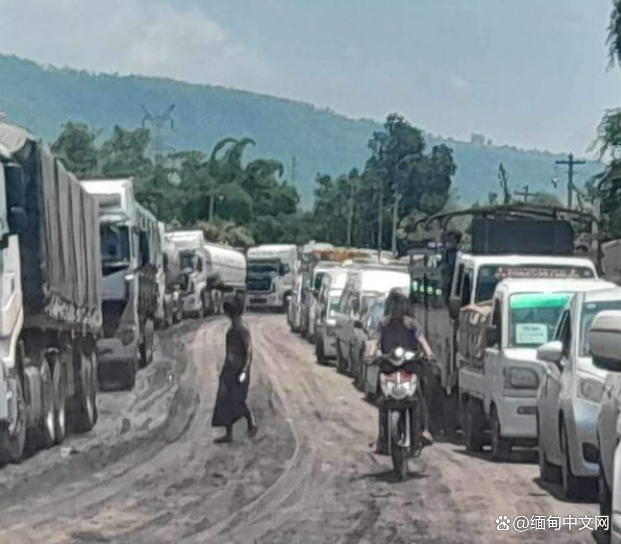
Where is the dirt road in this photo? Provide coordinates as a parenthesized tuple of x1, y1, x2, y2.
(0, 315, 600, 543)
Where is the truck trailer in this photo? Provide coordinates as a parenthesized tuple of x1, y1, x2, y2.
(0, 124, 103, 463)
(81, 179, 160, 390)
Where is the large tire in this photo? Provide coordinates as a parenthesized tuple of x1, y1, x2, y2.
(72, 351, 97, 433)
(490, 406, 511, 462)
(36, 360, 56, 450)
(0, 378, 26, 465)
(463, 398, 485, 452)
(560, 422, 583, 499)
(52, 361, 67, 445)
(537, 415, 558, 483)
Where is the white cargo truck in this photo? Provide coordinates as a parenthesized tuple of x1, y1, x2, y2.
(82, 179, 160, 390)
(0, 124, 103, 463)
(247, 244, 298, 311)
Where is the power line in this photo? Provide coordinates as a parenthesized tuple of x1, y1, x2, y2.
(555, 153, 586, 209)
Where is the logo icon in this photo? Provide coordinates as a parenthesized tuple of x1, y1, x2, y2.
(496, 516, 511, 531)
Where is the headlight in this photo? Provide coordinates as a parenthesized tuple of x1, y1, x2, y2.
(394, 347, 405, 359)
(578, 377, 604, 404)
(503, 367, 539, 390)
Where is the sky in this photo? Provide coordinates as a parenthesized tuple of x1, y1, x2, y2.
(0, 0, 619, 155)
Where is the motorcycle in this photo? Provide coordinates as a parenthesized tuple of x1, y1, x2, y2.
(376, 347, 426, 480)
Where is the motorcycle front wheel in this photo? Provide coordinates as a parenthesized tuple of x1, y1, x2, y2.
(390, 411, 408, 481)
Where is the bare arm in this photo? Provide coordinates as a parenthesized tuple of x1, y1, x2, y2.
(418, 334, 434, 359)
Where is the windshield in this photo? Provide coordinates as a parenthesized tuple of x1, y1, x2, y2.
(248, 262, 278, 274)
(180, 252, 196, 271)
(509, 293, 571, 348)
(101, 225, 130, 269)
(368, 299, 386, 331)
(476, 265, 594, 302)
(328, 295, 341, 319)
(580, 299, 621, 356)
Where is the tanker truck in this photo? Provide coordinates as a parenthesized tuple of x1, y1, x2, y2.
(0, 124, 103, 464)
(81, 179, 160, 390)
(203, 243, 247, 314)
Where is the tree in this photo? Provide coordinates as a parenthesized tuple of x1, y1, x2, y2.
(51, 122, 100, 178)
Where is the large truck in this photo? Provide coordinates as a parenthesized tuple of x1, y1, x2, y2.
(0, 124, 103, 463)
(246, 244, 298, 311)
(407, 204, 600, 435)
(165, 230, 209, 318)
(81, 179, 160, 390)
(158, 222, 183, 327)
(203, 243, 247, 313)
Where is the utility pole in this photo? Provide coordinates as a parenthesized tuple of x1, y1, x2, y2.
(555, 153, 586, 209)
(515, 185, 532, 203)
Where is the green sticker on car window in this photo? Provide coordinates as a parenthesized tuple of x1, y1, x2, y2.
(509, 293, 571, 310)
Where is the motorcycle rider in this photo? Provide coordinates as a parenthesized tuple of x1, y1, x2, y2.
(374, 290, 434, 454)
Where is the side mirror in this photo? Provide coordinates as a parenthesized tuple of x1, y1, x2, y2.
(485, 325, 499, 347)
(537, 341, 563, 366)
(590, 311, 621, 372)
(448, 296, 461, 320)
(353, 320, 364, 330)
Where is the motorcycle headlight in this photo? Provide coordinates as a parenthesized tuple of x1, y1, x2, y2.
(394, 347, 405, 359)
(503, 367, 539, 390)
(578, 377, 604, 404)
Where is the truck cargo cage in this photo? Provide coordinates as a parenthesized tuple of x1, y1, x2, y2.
(400, 203, 601, 267)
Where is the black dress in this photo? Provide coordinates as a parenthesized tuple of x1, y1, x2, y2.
(212, 321, 251, 428)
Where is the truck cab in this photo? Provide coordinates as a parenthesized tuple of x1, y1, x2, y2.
(166, 231, 208, 318)
(247, 245, 298, 312)
(82, 178, 159, 390)
(458, 278, 598, 460)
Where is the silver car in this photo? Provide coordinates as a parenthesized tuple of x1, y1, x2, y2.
(537, 284, 620, 499)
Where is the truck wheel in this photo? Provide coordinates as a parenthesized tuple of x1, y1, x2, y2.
(490, 406, 511, 462)
(37, 360, 56, 449)
(52, 361, 67, 444)
(463, 398, 485, 452)
(140, 319, 155, 368)
(0, 378, 26, 464)
(72, 352, 96, 433)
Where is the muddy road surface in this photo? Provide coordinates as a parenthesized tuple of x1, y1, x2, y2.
(0, 315, 600, 543)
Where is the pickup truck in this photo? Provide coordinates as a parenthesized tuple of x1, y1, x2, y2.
(459, 278, 597, 461)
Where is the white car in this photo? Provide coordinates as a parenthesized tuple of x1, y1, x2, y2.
(537, 284, 621, 499)
(591, 310, 621, 543)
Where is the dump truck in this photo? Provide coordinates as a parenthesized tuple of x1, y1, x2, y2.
(0, 124, 103, 463)
(407, 204, 600, 435)
(81, 179, 160, 390)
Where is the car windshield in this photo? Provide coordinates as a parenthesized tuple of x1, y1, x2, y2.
(508, 293, 571, 348)
(476, 265, 594, 302)
(580, 299, 621, 356)
(368, 299, 386, 331)
(101, 225, 130, 268)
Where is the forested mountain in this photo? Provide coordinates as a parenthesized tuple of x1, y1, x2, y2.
(0, 54, 603, 205)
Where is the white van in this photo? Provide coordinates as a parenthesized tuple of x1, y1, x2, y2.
(334, 267, 410, 374)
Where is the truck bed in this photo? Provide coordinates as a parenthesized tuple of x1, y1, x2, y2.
(0, 124, 102, 332)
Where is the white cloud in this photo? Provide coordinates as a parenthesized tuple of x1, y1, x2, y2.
(0, 0, 274, 90)
(448, 74, 469, 91)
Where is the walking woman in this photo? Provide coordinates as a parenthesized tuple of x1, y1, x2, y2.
(212, 295, 257, 443)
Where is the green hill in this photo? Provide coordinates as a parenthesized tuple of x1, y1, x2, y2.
(0, 54, 603, 206)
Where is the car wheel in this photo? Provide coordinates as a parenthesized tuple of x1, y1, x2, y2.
(560, 422, 583, 499)
(463, 398, 485, 452)
(490, 406, 511, 462)
(537, 415, 559, 483)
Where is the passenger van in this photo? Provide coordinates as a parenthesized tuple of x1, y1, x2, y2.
(334, 267, 410, 374)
